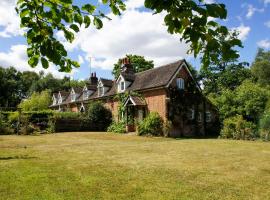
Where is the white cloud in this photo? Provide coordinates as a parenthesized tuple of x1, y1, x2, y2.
(245, 4, 264, 19)
(57, 1, 189, 70)
(257, 39, 270, 49)
(203, 0, 215, 3)
(0, 0, 23, 37)
(125, 0, 145, 10)
(263, 0, 270, 5)
(231, 24, 251, 41)
(0, 44, 77, 78)
(265, 20, 270, 28)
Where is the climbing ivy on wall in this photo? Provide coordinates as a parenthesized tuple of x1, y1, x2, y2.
(168, 80, 202, 124)
(114, 91, 144, 122)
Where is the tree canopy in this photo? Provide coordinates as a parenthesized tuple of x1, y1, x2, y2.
(251, 48, 270, 86)
(16, 0, 242, 72)
(0, 66, 85, 108)
(18, 90, 51, 111)
(112, 54, 154, 78)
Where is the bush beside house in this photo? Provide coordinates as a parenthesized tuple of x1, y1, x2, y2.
(137, 112, 164, 136)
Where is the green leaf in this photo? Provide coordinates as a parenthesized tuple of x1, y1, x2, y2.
(82, 4, 96, 14)
(41, 57, 49, 69)
(28, 55, 39, 67)
(20, 8, 29, 18)
(74, 13, 83, 25)
(70, 24, 79, 32)
(93, 17, 103, 29)
(84, 16, 91, 28)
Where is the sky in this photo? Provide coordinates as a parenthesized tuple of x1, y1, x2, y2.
(0, 0, 270, 80)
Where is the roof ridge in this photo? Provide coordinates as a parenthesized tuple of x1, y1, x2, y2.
(135, 59, 184, 75)
(100, 77, 113, 81)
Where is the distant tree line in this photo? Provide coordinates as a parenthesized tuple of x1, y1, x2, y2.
(0, 67, 85, 108)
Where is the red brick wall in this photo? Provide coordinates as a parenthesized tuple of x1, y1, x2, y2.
(142, 89, 167, 121)
(104, 99, 119, 121)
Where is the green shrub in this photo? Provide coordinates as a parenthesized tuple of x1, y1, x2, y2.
(259, 113, 270, 141)
(107, 121, 126, 133)
(87, 101, 112, 131)
(137, 112, 163, 136)
(8, 112, 19, 124)
(53, 112, 81, 119)
(46, 118, 56, 133)
(220, 115, 257, 140)
(0, 114, 14, 135)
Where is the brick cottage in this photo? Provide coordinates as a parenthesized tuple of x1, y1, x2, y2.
(50, 59, 219, 137)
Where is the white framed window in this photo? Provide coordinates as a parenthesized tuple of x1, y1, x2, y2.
(206, 111, 211, 122)
(188, 109, 195, 120)
(83, 91, 88, 100)
(120, 81, 125, 91)
(58, 97, 62, 104)
(52, 97, 57, 105)
(98, 86, 104, 97)
(71, 93, 76, 102)
(176, 78, 185, 90)
(197, 112, 202, 122)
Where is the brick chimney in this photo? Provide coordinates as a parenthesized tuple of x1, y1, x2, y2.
(89, 72, 98, 85)
(120, 57, 135, 81)
(121, 57, 134, 74)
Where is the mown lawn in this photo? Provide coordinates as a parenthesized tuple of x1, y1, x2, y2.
(0, 133, 269, 200)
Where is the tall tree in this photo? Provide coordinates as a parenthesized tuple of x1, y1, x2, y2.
(16, 0, 242, 72)
(200, 61, 251, 95)
(112, 55, 154, 78)
(251, 48, 270, 86)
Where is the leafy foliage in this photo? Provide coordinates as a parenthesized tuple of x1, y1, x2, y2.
(137, 112, 163, 136)
(220, 115, 257, 140)
(200, 61, 251, 95)
(251, 48, 270, 86)
(0, 66, 85, 108)
(209, 81, 269, 122)
(17, 0, 242, 71)
(112, 54, 154, 78)
(18, 90, 51, 111)
(16, 0, 125, 72)
(107, 121, 126, 133)
(86, 101, 112, 131)
(259, 112, 270, 141)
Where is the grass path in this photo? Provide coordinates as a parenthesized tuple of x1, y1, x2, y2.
(0, 132, 270, 200)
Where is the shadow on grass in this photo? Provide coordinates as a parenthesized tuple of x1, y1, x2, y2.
(0, 155, 37, 160)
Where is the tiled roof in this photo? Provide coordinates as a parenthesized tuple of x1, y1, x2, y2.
(73, 87, 83, 94)
(91, 59, 184, 99)
(50, 59, 186, 106)
(100, 78, 113, 87)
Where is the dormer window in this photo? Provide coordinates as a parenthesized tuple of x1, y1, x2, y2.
(98, 86, 104, 97)
(120, 81, 125, 91)
(177, 78, 185, 90)
(52, 97, 57, 105)
(83, 90, 89, 100)
(58, 95, 62, 104)
(71, 90, 76, 102)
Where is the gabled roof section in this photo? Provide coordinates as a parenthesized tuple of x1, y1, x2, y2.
(59, 91, 69, 99)
(128, 60, 184, 91)
(85, 84, 97, 91)
(72, 87, 83, 94)
(120, 72, 135, 82)
(99, 78, 113, 87)
(124, 96, 146, 107)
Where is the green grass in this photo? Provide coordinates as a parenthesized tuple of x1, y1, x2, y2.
(0, 133, 269, 200)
